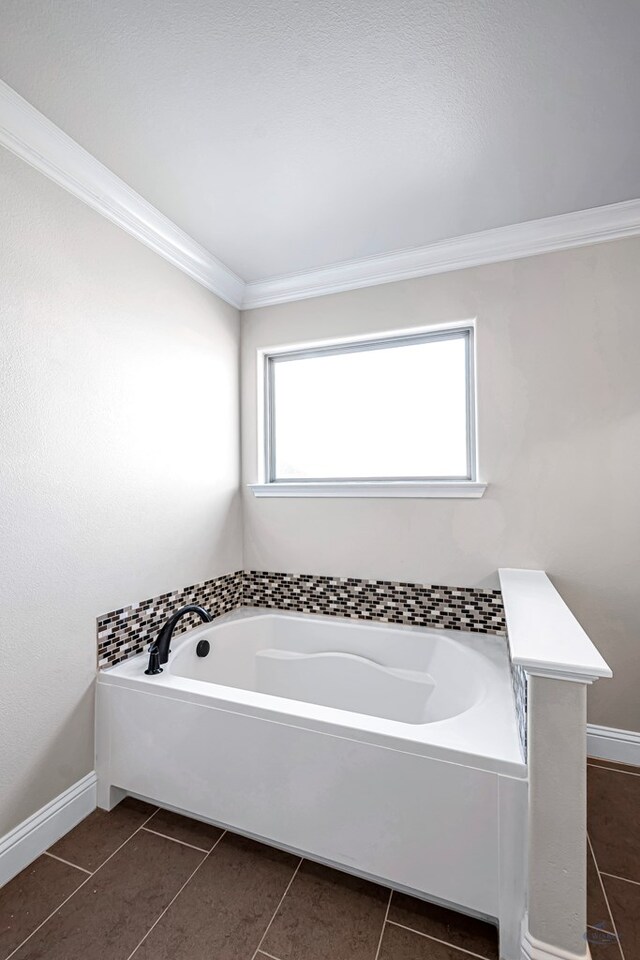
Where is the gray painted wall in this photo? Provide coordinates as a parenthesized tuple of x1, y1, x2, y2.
(241, 238, 640, 734)
(0, 148, 242, 835)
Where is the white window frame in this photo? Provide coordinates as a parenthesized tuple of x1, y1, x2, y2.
(250, 322, 486, 499)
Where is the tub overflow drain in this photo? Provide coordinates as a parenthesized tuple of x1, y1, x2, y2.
(196, 640, 210, 658)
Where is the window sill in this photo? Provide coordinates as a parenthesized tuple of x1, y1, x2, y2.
(248, 481, 487, 499)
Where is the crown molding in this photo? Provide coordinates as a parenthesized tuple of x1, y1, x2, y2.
(241, 198, 640, 309)
(2, 80, 639, 313)
(0, 80, 245, 308)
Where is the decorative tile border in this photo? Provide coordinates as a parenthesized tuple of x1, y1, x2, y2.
(243, 571, 506, 634)
(97, 571, 242, 669)
(97, 569, 506, 669)
(510, 662, 528, 761)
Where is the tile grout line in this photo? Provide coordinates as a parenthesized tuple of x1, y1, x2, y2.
(250, 857, 303, 960)
(585, 929, 623, 960)
(44, 850, 93, 876)
(385, 920, 496, 960)
(5, 806, 161, 960)
(600, 871, 640, 887)
(588, 834, 626, 960)
(373, 889, 393, 960)
(124, 830, 227, 960)
(140, 826, 210, 853)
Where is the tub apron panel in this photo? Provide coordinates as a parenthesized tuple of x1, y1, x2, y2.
(97, 683, 500, 918)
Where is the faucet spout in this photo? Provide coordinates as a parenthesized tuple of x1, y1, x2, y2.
(144, 604, 212, 675)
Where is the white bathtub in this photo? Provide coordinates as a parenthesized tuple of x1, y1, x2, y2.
(96, 609, 528, 958)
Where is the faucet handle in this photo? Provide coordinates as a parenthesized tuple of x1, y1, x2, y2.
(144, 642, 163, 676)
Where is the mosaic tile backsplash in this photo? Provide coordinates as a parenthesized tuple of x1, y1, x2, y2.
(510, 662, 528, 761)
(97, 569, 506, 669)
(243, 571, 506, 634)
(97, 571, 243, 669)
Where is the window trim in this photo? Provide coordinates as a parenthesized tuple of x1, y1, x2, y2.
(251, 323, 486, 499)
(248, 480, 488, 498)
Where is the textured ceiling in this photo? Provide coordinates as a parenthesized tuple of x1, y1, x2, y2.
(1, 0, 639, 281)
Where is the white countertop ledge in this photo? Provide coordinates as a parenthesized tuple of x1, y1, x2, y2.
(499, 568, 612, 684)
(249, 481, 487, 499)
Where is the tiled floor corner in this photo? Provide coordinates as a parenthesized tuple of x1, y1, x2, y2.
(586, 756, 640, 960)
(1, 756, 638, 960)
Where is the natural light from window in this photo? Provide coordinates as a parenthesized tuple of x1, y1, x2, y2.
(268, 330, 472, 482)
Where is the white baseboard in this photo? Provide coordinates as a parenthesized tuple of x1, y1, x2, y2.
(587, 724, 640, 767)
(521, 928, 590, 960)
(0, 772, 97, 887)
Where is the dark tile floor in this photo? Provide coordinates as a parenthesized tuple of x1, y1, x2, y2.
(1, 757, 638, 960)
(586, 758, 640, 960)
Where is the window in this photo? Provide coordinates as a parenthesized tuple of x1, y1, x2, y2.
(251, 325, 485, 498)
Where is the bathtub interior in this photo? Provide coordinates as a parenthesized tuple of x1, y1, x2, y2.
(169, 613, 488, 724)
